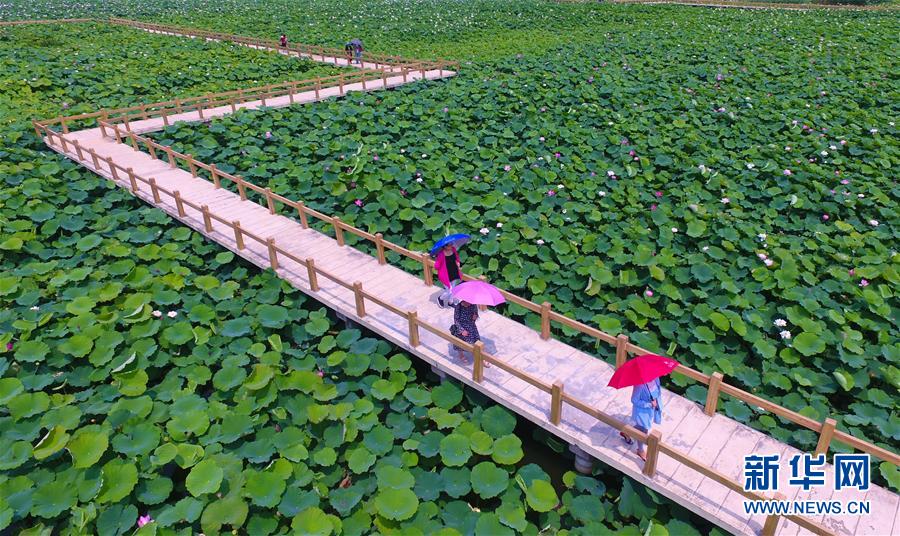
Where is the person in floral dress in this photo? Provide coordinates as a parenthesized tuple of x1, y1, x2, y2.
(450, 300, 479, 360)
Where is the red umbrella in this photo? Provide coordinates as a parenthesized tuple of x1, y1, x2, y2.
(607, 354, 679, 389)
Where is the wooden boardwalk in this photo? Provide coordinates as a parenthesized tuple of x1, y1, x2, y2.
(31, 20, 899, 536)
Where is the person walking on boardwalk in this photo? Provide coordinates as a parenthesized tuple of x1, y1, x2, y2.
(432, 233, 469, 308)
(607, 354, 678, 461)
(347, 38, 364, 65)
(450, 300, 480, 361)
(279, 34, 288, 47)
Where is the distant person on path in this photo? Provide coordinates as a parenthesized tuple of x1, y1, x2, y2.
(279, 34, 288, 47)
(346, 38, 363, 65)
(620, 378, 663, 461)
(435, 243, 462, 308)
(450, 301, 479, 361)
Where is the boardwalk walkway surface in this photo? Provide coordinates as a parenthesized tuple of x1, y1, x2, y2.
(29, 19, 899, 536)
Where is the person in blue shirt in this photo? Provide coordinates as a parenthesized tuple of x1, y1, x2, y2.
(620, 378, 663, 461)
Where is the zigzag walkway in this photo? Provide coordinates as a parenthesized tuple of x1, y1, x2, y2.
(31, 25, 898, 536)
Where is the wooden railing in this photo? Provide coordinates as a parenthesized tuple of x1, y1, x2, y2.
(33, 121, 839, 535)
(35, 64, 456, 135)
(39, 109, 899, 476)
(106, 18, 452, 70)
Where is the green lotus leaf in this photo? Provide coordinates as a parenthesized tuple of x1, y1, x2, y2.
(471, 461, 508, 499)
(244, 364, 275, 390)
(570, 494, 604, 523)
(439, 433, 472, 467)
(59, 334, 94, 357)
(201, 495, 249, 534)
(476, 513, 515, 536)
(136, 476, 173, 505)
(431, 382, 463, 409)
(525, 479, 558, 512)
(97, 459, 139, 503)
(257, 304, 289, 328)
(371, 378, 399, 400)
(186, 459, 224, 496)
(491, 434, 524, 465)
(221, 317, 252, 337)
(163, 321, 194, 345)
(481, 406, 517, 438)
(792, 332, 826, 356)
(291, 507, 333, 536)
(429, 407, 464, 429)
(244, 470, 286, 507)
(363, 425, 395, 456)
(374, 488, 419, 521)
(377, 465, 415, 490)
(14, 340, 49, 363)
(497, 501, 528, 532)
(0, 377, 24, 404)
(0, 439, 31, 470)
(403, 386, 432, 406)
(32, 426, 70, 460)
(96, 503, 138, 536)
(347, 447, 376, 474)
(66, 425, 108, 468)
(31, 479, 78, 518)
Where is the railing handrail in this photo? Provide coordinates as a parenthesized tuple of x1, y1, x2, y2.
(34, 121, 846, 535)
(49, 118, 900, 472)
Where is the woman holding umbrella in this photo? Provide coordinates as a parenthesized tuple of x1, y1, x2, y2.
(448, 280, 505, 363)
(608, 354, 678, 461)
(432, 234, 469, 308)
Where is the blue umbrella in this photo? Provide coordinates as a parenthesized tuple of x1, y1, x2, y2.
(430, 234, 470, 256)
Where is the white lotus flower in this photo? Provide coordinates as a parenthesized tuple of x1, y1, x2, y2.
(779, 330, 792, 340)
(764, 259, 774, 267)
(869, 219, 879, 226)
(536, 239, 545, 245)
(167, 311, 178, 318)
(598, 191, 607, 197)
(152, 310, 162, 318)
(758, 233, 767, 241)
(479, 228, 489, 235)
(721, 197, 730, 204)
(496, 222, 503, 228)
(30, 306, 39, 311)
(773, 318, 787, 327)
(671, 227, 678, 233)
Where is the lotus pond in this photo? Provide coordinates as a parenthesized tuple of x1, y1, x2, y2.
(0, 0, 898, 534)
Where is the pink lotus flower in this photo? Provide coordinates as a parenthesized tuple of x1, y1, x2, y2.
(840, 140, 847, 145)
(354, 199, 363, 207)
(373, 155, 379, 161)
(442, 107, 448, 113)
(503, 165, 511, 172)
(138, 515, 153, 528)
(650, 204, 657, 211)
(554, 152, 561, 158)
(316, 370, 324, 377)
(5, 342, 12, 351)
(859, 279, 869, 287)
(848, 269, 855, 276)
(629, 150, 636, 156)
(822, 214, 829, 221)
(400, 189, 406, 196)
(645, 289, 654, 297)
(547, 190, 556, 196)
(264, 131, 272, 139)
(840, 179, 849, 185)
(655, 191, 663, 198)
(783, 169, 792, 176)
(634, 157, 639, 161)
(716, 73, 724, 81)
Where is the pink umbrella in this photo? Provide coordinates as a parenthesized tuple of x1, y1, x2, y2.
(607, 354, 679, 389)
(451, 280, 506, 306)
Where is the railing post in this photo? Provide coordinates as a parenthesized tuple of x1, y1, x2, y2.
(187, 154, 197, 177)
(473, 341, 485, 383)
(129, 131, 139, 151)
(161, 108, 169, 127)
(422, 253, 433, 286)
(643, 430, 662, 477)
(148, 178, 160, 203)
(174, 190, 185, 216)
(127, 167, 138, 193)
(201, 205, 212, 232)
(550, 380, 563, 425)
(540, 302, 551, 340)
(339, 73, 344, 95)
(314, 80, 320, 100)
(705, 372, 724, 416)
(165, 147, 176, 168)
(615, 334, 629, 368)
(353, 282, 366, 317)
(333, 217, 345, 246)
(73, 139, 84, 160)
(267, 238, 278, 270)
(814, 418, 837, 458)
(297, 202, 309, 228)
(408, 311, 419, 347)
(236, 175, 247, 200)
(146, 140, 157, 160)
(233, 221, 244, 250)
(306, 258, 319, 291)
(112, 124, 122, 144)
(99, 121, 107, 138)
(265, 188, 275, 214)
(89, 148, 101, 169)
(210, 164, 221, 188)
(375, 233, 386, 264)
(106, 157, 119, 181)
(761, 493, 784, 536)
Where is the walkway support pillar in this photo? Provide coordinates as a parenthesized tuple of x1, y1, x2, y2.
(569, 444, 594, 475)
